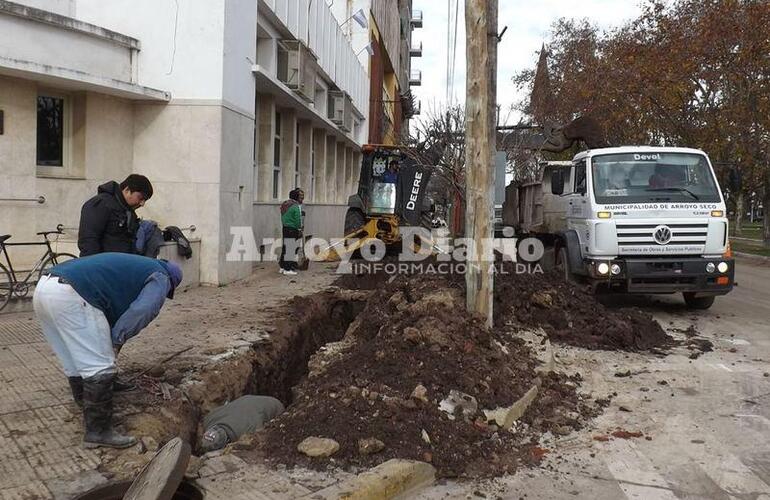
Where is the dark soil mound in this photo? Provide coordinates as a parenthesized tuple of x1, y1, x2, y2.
(262, 273, 601, 478)
(337, 257, 674, 352)
(492, 265, 675, 351)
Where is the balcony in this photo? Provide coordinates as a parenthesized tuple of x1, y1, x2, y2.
(409, 41, 422, 57)
(409, 69, 422, 86)
(410, 9, 423, 28)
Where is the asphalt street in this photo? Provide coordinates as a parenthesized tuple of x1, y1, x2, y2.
(418, 256, 770, 499)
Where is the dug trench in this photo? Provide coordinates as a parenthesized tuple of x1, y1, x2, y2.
(103, 265, 709, 480)
(100, 289, 368, 477)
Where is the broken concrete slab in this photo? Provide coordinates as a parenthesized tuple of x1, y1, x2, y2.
(321, 459, 436, 500)
(483, 381, 540, 429)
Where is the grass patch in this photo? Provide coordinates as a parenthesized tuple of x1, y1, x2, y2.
(731, 240, 770, 258)
(729, 221, 763, 239)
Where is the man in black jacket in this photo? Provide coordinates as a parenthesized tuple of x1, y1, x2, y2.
(78, 175, 153, 257)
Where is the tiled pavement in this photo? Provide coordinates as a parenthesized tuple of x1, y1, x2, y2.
(0, 315, 363, 500)
(0, 316, 104, 500)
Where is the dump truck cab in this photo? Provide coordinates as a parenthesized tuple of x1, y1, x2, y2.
(546, 146, 734, 309)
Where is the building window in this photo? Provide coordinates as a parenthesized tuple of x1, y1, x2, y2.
(295, 123, 300, 189)
(36, 95, 66, 166)
(273, 111, 281, 200)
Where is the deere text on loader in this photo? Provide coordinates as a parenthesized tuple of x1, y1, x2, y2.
(325, 144, 434, 260)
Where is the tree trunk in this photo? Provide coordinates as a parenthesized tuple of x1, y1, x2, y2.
(764, 168, 770, 246)
(734, 190, 744, 236)
(464, 0, 498, 328)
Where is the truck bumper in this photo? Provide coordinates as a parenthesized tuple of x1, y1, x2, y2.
(588, 257, 735, 295)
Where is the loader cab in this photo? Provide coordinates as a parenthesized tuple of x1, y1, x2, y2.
(345, 145, 405, 234)
(354, 145, 406, 216)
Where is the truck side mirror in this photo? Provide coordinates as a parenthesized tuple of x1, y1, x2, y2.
(551, 170, 564, 195)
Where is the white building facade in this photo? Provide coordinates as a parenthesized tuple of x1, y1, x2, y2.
(0, 0, 368, 285)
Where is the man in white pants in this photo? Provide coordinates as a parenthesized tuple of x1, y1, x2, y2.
(34, 253, 182, 449)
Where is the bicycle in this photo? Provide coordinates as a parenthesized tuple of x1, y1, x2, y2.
(0, 224, 77, 311)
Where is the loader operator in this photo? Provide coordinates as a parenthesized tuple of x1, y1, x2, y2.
(33, 253, 182, 449)
(383, 160, 399, 183)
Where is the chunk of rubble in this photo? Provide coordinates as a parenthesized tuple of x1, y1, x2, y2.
(297, 437, 340, 458)
(438, 390, 478, 420)
(483, 382, 539, 429)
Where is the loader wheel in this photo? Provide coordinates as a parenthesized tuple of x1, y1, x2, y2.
(344, 208, 366, 235)
(683, 293, 715, 310)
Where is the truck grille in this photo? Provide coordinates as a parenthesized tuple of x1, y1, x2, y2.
(616, 223, 708, 246)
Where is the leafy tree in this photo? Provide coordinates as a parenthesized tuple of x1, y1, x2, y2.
(514, 0, 770, 241)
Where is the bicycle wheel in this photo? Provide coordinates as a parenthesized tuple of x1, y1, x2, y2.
(38, 253, 77, 283)
(0, 262, 12, 312)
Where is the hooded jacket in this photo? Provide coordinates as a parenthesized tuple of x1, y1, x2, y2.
(280, 199, 302, 230)
(78, 181, 140, 257)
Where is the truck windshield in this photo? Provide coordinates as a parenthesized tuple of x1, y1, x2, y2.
(591, 152, 721, 204)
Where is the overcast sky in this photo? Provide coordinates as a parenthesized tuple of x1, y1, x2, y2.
(410, 0, 647, 125)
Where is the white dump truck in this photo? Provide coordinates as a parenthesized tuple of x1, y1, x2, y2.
(504, 146, 734, 309)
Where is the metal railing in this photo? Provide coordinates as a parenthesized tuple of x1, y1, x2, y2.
(0, 196, 45, 204)
(56, 224, 196, 233)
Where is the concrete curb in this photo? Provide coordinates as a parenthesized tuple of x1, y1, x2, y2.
(333, 459, 436, 499)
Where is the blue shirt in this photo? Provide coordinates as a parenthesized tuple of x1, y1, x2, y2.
(50, 253, 172, 345)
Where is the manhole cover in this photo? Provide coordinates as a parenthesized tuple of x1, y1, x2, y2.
(124, 437, 191, 500)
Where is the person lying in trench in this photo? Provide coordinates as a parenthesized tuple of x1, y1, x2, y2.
(200, 395, 285, 453)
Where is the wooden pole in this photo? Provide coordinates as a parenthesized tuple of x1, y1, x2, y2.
(464, 0, 498, 327)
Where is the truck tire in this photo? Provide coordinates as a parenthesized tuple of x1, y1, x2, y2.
(344, 208, 366, 235)
(555, 247, 575, 283)
(683, 293, 715, 310)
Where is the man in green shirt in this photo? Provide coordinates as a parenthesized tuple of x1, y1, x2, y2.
(279, 188, 304, 275)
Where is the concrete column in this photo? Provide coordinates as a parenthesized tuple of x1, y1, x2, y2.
(326, 135, 337, 203)
(336, 142, 345, 204)
(313, 128, 327, 203)
(256, 94, 275, 202)
(280, 109, 297, 198)
(345, 147, 355, 199)
(298, 121, 313, 196)
(352, 150, 362, 190)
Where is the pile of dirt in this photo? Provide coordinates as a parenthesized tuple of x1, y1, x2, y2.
(336, 258, 674, 352)
(491, 265, 675, 352)
(261, 273, 601, 478)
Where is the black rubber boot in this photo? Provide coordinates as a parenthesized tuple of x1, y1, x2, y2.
(67, 376, 83, 407)
(82, 373, 137, 449)
(113, 376, 136, 392)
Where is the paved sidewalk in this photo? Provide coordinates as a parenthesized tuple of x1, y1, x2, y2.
(0, 315, 102, 500)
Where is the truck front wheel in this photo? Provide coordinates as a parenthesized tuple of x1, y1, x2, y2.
(555, 247, 575, 283)
(683, 293, 715, 310)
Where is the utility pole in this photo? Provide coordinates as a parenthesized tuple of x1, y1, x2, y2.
(464, 0, 498, 327)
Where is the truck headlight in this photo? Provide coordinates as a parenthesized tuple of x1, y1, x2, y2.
(706, 263, 715, 273)
(717, 262, 729, 273)
(597, 262, 610, 275)
(611, 264, 621, 275)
